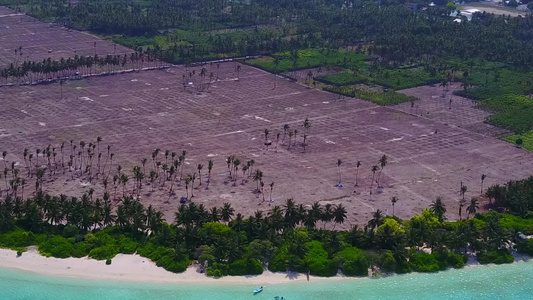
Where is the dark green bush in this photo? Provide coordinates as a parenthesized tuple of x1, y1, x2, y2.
(304, 241, 337, 277)
(71, 241, 92, 258)
(62, 225, 79, 238)
(117, 236, 138, 254)
(478, 249, 514, 264)
(410, 253, 440, 272)
(379, 250, 397, 272)
(228, 259, 263, 276)
(39, 235, 74, 258)
(446, 252, 468, 269)
(155, 256, 189, 273)
(89, 245, 119, 260)
(0, 229, 36, 249)
(516, 239, 533, 256)
(206, 267, 223, 278)
(106, 259, 112, 265)
(334, 247, 369, 276)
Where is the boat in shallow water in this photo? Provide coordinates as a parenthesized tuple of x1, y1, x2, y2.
(253, 286, 263, 294)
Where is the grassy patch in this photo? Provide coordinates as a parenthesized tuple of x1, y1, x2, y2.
(316, 72, 368, 86)
(503, 131, 533, 151)
(456, 69, 533, 100)
(325, 85, 415, 105)
(479, 94, 533, 134)
(369, 68, 442, 90)
(247, 49, 367, 73)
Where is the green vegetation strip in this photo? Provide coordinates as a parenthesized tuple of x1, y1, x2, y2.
(246, 49, 367, 74)
(503, 131, 533, 151)
(325, 86, 415, 106)
(479, 94, 533, 134)
(2, 183, 533, 278)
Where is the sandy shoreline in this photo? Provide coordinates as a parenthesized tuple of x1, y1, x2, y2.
(0, 247, 351, 285)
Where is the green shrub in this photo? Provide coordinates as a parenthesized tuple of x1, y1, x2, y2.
(516, 239, 533, 256)
(370, 68, 442, 90)
(156, 256, 189, 273)
(268, 245, 290, 272)
(304, 241, 337, 277)
(89, 245, 118, 260)
(0, 229, 36, 249)
(478, 249, 514, 264)
(247, 49, 367, 73)
(228, 259, 263, 276)
(395, 260, 412, 274)
(316, 72, 368, 86)
(106, 259, 112, 265)
(62, 225, 79, 238)
(206, 267, 223, 278)
(334, 247, 369, 276)
(499, 214, 533, 235)
(38, 235, 73, 258)
(71, 241, 92, 258)
(117, 236, 138, 254)
(447, 252, 468, 269)
(379, 250, 397, 272)
(410, 253, 440, 272)
(324, 86, 414, 105)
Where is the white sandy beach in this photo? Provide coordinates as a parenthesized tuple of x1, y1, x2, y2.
(0, 247, 350, 285)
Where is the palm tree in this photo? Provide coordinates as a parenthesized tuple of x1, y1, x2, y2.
(333, 204, 347, 229)
(120, 174, 129, 198)
(377, 155, 387, 185)
(253, 169, 263, 193)
(275, 132, 281, 153)
(430, 197, 446, 223)
(197, 164, 204, 186)
(480, 174, 487, 194)
(459, 201, 465, 220)
(282, 124, 290, 144)
(321, 204, 334, 229)
(221, 202, 234, 224)
(370, 165, 379, 194)
(233, 159, 240, 186)
(354, 161, 361, 186)
(269, 182, 274, 202)
(302, 118, 311, 133)
(466, 197, 479, 219)
(336, 159, 343, 185)
(184, 176, 191, 200)
(207, 160, 213, 189)
(391, 196, 398, 217)
(460, 184, 467, 201)
(367, 209, 384, 231)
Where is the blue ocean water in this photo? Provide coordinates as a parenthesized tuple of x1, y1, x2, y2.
(1, 260, 532, 300)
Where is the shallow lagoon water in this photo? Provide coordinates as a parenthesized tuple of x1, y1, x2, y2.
(1, 260, 532, 300)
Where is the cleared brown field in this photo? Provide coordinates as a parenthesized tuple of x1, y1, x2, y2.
(0, 6, 132, 68)
(1, 61, 532, 228)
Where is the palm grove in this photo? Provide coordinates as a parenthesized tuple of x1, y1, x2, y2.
(1, 132, 533, 277)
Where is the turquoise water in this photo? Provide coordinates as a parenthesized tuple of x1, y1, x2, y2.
(1, 261, 532, 299)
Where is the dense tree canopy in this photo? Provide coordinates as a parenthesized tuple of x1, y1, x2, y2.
(3, 0, 532, 67)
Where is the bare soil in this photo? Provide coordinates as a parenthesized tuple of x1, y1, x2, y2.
(0, 7, 133, 68)
(1, 63, 532, 229)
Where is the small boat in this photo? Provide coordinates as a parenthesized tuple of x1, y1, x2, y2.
(253, 286, 263, 294)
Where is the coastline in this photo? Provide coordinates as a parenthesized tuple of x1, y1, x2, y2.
(1, 247, 530, 285)
(0, 247, 350, 285)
